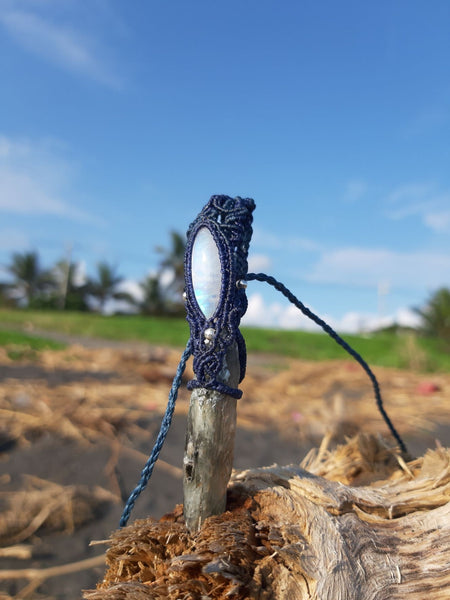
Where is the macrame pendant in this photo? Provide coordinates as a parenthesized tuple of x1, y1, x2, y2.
(184, 195, 255, 398)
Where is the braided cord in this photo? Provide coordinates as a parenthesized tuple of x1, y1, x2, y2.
(246, 273, 408, 455)
(119, 340, 192, 527)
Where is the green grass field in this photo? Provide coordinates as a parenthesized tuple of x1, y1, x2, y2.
(0, 308, 448, 371)
(0, 329, 66, 360)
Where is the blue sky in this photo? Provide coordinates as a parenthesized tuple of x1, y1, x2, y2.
(1, 0, 449, 331)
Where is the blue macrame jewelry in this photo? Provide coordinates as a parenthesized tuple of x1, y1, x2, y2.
(120, 194, 408, 527)
(184, 195, 255, 399)
(120, 195, 254, 526)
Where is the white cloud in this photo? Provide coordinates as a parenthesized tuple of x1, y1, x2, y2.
(307, 247, 450, 290)
(344, 179, 367, 202)
(385, 182, 450, 233)
(252, 227, 283, 249)
(242, 293, 323, 331)
(0, 228, 29, 251)
(242, 293, 422, 334)
(288, 237, 322, 252)
(386, 182, 434, 208)
(0, 168, 92, 221)
(424, 210, 450, 233)
(406, 104, 450, 137)
(335, 312, 393, 333)
(252, 227, 321, 252)
(72, 261, 87, 288)
(117, 279, 144, 303)
(395, 307, 422, 329)
(0, 2, 122, 88)
(102, 279, 143, 315)
(0, 135, 104, 225)
(159, 268, 175, 288)
(248, 253, 272, 272)
(333, 307, 422, 333)
(103, 299, 136, 316)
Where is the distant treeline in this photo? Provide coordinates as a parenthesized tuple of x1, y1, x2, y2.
(1, 232, 449, 345)
(0, 231, 186, 317)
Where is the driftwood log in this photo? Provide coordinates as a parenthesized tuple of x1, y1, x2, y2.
(84, 434, 450, 599)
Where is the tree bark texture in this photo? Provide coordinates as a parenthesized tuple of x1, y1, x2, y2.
(84, 434, 450, 600)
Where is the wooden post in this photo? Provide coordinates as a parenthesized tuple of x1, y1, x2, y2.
(182, 342, 240, 532)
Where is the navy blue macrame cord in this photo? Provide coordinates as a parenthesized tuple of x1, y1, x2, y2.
(246, 272, 409, 456)
(119, 341, 192, 527)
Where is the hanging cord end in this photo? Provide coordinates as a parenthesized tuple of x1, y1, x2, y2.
(246, 272, 409, 458)
(119, 341, 192, 528)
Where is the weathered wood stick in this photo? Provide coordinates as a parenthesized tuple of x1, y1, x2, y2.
(183, 342, 240, 532)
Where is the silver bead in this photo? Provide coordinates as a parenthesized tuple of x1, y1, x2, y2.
(204, 327, 216, 341)
(236, 279, 247, 289)
(182, 291, 187, 301)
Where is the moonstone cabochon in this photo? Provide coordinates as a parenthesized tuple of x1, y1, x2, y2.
(191, 226, 223, 319)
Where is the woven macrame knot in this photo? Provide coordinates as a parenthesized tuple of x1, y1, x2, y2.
(184, 195, 255, 399)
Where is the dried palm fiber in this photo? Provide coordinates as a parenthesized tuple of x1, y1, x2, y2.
(84, 434, 450, 600)
(0, 476, 115, 546)
(0, 383, 160, 445)
(1, 344, 449, 450)
(0, 344, 192, 450)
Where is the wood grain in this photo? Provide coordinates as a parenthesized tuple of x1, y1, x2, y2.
(85, 435, 450, 599)
(183, 342, 240, 532)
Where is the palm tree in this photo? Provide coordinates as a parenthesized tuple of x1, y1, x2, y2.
(155, 230, 186, 303)
(88, 262, 132, 312)
(0, 282, 15, 307)
(52, 260, 90, 311)
(6, 251, 54, 306)
(417, 287, 450, 345)
(138, 275, 167, 315)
